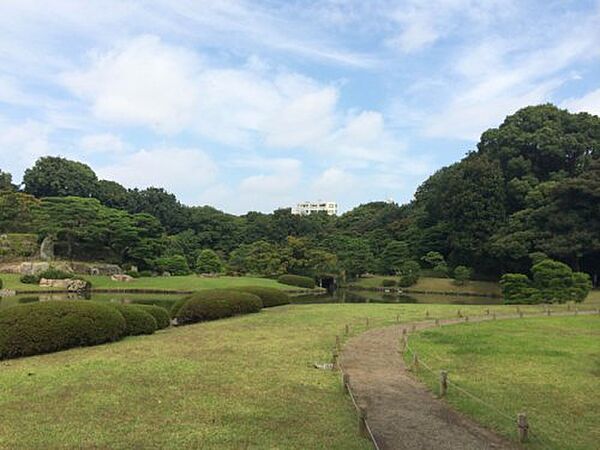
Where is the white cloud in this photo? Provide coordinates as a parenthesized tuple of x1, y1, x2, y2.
(0, 119, 51, 181)
(562, 88, 600, 116)
(80, 133, 126, 154)
(239, 158, 302, 194)
(96, 148, 218, 199)
(63, 35, 202, 133)
(312, 167, 356, 197)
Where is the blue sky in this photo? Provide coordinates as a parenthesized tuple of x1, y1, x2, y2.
(1, 0, 599, 214)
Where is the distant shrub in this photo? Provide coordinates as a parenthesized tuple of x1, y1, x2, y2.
(170, 297, 188, 319)
(154, 255, 191, 276)
(432, 263, 449, 278)
(500, 273, 538, 304)
(381, 279, 396, 287)
(174, 290, 262, 325)
(138, 270, 154, 278)
(232, 286, 290, 307)
(195, 249, 224, 274)
(19, 274, 39, 284)
(125, 270, 141, 279)
(0, 301, 126, 359)
(38, 268, 73, 280)
(277, 274, 315, 289)
(452, 266, 472, 286)
(18, 296, 39, 304)
(131, 304, 170, 330)
(106, 303, 157, 336)
(398, 275, 418, 287)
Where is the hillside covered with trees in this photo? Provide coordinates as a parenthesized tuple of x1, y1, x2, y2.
(1, 104, 599, 286)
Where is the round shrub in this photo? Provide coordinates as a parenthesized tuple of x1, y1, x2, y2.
(20, 274, 39, 284)
(398, 275, 418, 287)
(175, 290, 262, 325)
(277, 274, 315, 289)
(233, 286, 290, 307)
(170, 297, 188, 318)
(381, 279, 396, 287)
(132, 304, 170, 330)
(38, 268, 73, 280)
(106, 303, 157, 336)
(0, 301, 126, 360)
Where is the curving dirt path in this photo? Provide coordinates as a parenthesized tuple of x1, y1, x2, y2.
(339, 311, 597, 450)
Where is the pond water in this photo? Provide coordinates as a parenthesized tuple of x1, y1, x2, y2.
(0, 288, 502, 310)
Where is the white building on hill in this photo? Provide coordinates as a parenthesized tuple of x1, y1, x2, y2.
(292, 201, 338, 216)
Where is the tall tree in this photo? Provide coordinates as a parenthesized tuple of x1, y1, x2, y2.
(23, 157, 98, 198)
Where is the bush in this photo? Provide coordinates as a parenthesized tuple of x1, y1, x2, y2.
(277, 274, 315, 289)
(170, 297, 188, 319)
(195, 249, 224, 274)
(19, 274, 39, 284)
(154, 255, 191, 276)
(174, 290, 262, 325)
(106, 303, 157, 336)
(125, 270, 141, 279)
(0, 301, 126, 359)
(138, 270, 154, 277)
(500, 273, 538, 304)
(381, 279, 396, 287)
(398, 275, 418, 287)
(232, 286, 290, 307)
(38, 268, 73, 280)
(453, 266, 472, 286)
(131, 304, 170, 329)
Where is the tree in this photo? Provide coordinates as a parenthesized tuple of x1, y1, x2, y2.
(421, 251, 445, 268)
(500, 274, 536, 304)
(397, 260, 420, 287)
(195, 249, 224, 274)
(23, 157, 98, 198)
(228, 241, 287, 276)
(570, 272, 592, 303)
(531, 259, 577, 303)
(0, 169, 14, 191)
(453, 266, 472, 286)
(0, 191, 40, 233)
(336, 237, 375, 279)
(380, 240, 411, 274)
(95, 180, 130, 209)
(154, 255, 191, 276)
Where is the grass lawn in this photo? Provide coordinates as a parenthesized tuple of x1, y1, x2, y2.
(404, 316, 600, 450)
(349, 275, 502, 296)
(0, 273, 293, 292)
(0, 302, 570, 449)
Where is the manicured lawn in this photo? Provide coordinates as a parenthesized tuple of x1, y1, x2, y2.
(405, 316, 600, 449)
(0, 273, 293, 292)
(350, 275, 502, 296)
(0, 302, 558, 449)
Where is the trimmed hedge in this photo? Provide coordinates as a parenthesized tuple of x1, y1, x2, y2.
(170, 298, 188, 319)
(277, 274, 315, 289)
(0, 301, 126, 360)
(174, 289, 262, 325)
(232, 286, 290, 307)
(381, 279, 396, 287)
(132, 304, 171, 330)
(106, 304, 157, 336)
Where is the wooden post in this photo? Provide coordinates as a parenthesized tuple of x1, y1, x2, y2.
(492, 312, 496, 320)
(343, 373, 350, 394)
(358, 407, 368, 438)
(516, 306, 520, 315)
(402, 328, 407, 336)
(439, 370, 448, 397)
(365, 317, 369, 328)
(457, 309, 462, 318)
(519, 311, 523, 319)
(412, 352, 419, 371)
(546, 308, 551, 316)
(336, 335, 341, 351)
(517, 413, 529, 443)
(396, 313, 400, 323)
(435, 318, 440, 326)
(567, 304, 571, 311)
(411, 323, 416, 332)
(425, 310, 429, 318)
(464, 315, 469, 323)
(486, 308, 490, 315)
(574, 307, 578, 316)
(345, 324, 350, 335)
(332, 349, 339, 371)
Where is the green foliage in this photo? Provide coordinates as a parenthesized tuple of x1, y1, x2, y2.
(432, 263, 449, 278)
(154, 255, 191, 276)
(528, 252, 548, 265)
(19, 274, 39, 284)
(174, 290, 262, 325)
(452, 266, 472, 286)
(335, 237, 375, 279)
(421, 251, 445, 268)
(277, 274, 315, 289)
(106, 304, 157, 336)
(396, 261, 420, 287)
(23, 156, 98, 198)
(0, 233, 38, 258)
(0, 192, 40, 233)
(379, 240, 411, 274)
(381, 279, 396, 287)
(570, 272, 592, 303)
(0, 277, 2, 289)
(531, 259, 576, 303)
(0, 169, 13, 191)
(500, 273, 537, 304)
(195, 249, 224, 274)
(38, 268, 73, 280)
(232, 286, 290, 308)
(229, 240, 287, 276)
(131, 304, 171, 330)
(0, 301, 126, 359)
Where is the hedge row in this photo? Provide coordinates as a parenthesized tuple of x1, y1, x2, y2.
(277, 274, 315, 289)
(174, 289, 262, 325)
(232, 286, 290, 307)
(0, 301, 174, 360)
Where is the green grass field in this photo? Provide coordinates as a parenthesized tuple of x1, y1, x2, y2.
(404, 316, 600, 450)
(350, 275, 503, 296)
(0, 273, 293, 292)
(0, 302, 560, 449)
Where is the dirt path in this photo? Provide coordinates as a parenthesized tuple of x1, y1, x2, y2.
(339, 311, 596, 450)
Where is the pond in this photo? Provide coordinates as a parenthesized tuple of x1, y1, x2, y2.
(0, 288, 503, 310)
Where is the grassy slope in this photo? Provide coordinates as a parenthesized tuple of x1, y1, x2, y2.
(405, 316, 600, 450)
(0, 302, 569, 450)
(0, 273, 291, 292)
(350, 275, 502, 295)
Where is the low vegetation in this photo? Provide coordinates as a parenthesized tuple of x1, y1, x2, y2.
(107, 303, 158, 336)
(278, 274, 316, 289)
(405, 316, 600, 449)
(351, 275, 502, 296)
(232, 286, 290, 307)
(174, 289, 263, 325)
(132, 304, 171, 329)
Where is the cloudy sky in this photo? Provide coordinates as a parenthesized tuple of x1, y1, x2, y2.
(1, 1, 599, 214)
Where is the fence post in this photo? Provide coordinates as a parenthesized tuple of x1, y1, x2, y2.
(365, 317, 369, 328)
(457, 309, 462, 318)
(396, 313, 400, 323)
(336, 335, 341, 351)
(412, 352, 419, 371)
(345, 324, 350, 335)
(464, 316, 469, 323)
(425, 310, 429, 318)
(547, 308, 551, 316)
(517, 413, 529, 443)
(343, 373, 350, 394)
(492, 311, 496, 320)
(332, 349, 339, 371)
(435, 318, 440, 327)
(358, 407, 368, 438)
(399, 335, 407, 353)
(411, 323, 416, 332)
(567, 304, 571, 311)
(519, 311, 523, 319)
(402, 328, 407, 337)
(486, 308, 490, 315)
(439, 370, 448, 397)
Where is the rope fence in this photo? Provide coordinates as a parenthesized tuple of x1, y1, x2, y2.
(333, 305, 599, 449)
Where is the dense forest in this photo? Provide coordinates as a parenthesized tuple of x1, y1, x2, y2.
(1, 104, 599, 284)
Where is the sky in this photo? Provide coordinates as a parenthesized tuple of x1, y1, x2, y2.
(1, 0, 599, 214)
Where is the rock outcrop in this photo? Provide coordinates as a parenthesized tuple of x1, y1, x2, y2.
(38, 278, 90, 292)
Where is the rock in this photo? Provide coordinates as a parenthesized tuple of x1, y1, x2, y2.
(162, 272, 171, 277)
(0, 289, 16, 297)
(110, 274, 134, 282)
(39, 236, 55, 261)
(38, 278, 89, 292)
